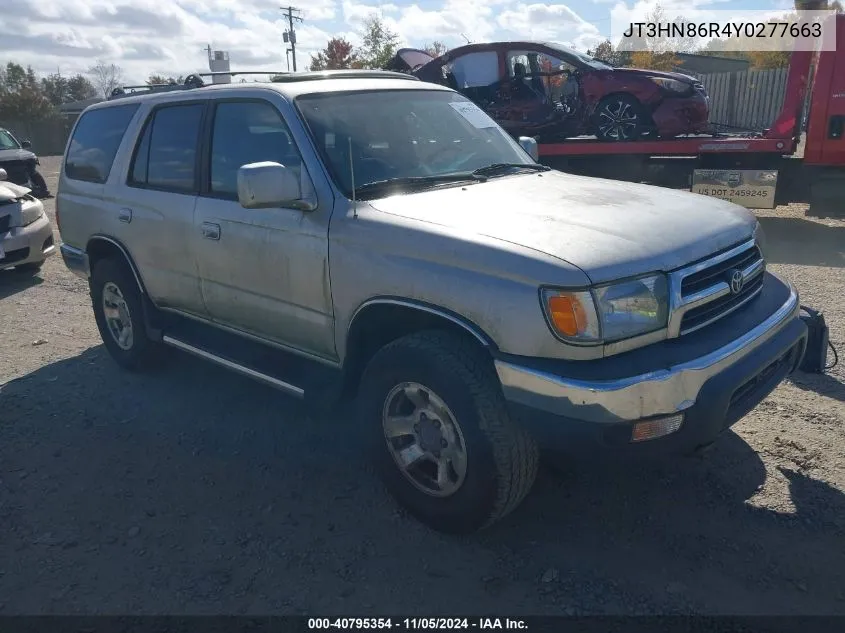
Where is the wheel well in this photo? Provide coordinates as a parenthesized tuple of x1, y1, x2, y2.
(591, 92, 649, 118)
(86, 237, 145, 293)
(342, 302, 494, 397)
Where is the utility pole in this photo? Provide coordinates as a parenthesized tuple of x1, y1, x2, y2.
(281, 6, 303, 71)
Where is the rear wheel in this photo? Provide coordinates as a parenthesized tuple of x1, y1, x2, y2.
(358, 330, 539, 534)
(90, 258, 167, 371)
(594, 94, 647, 141)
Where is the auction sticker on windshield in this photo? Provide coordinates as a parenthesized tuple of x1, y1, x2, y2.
(691, 169, 777, 209)
(449, 101, 497, 128)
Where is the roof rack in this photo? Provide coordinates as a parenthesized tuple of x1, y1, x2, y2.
(108, 69, 418, 100)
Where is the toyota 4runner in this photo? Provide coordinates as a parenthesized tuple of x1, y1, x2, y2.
(57, 70, 807, 534)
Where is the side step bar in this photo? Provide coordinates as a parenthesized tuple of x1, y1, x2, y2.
(162, 335, 305, 398)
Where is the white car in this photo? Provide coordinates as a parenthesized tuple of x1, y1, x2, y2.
(0, 167, 56, 273)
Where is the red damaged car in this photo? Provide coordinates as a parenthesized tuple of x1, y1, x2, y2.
(385, 42, 711, 142)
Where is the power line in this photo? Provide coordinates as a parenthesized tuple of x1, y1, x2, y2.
(281, 6, 303, 71)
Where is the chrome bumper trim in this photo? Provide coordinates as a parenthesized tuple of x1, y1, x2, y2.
(495, 283, 800, 425)
(60, 243, 90, 279)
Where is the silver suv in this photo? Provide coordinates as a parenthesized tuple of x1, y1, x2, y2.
(57, 70, 807, 533)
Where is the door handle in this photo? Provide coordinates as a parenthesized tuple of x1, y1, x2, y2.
(118, 208, 133, 223)
(201, 222, 221, 240)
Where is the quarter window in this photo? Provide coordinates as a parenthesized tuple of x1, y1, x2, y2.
(208, 100, 302, 197)
(65, 104, 139, 183)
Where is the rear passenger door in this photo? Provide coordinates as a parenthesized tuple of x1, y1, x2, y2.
(193, 97, 335, 359)
(119, 101, 208, 316)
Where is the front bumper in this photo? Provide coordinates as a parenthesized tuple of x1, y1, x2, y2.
(496, 275, 807, 458)
(0, 213, 56, 270)
(60, 243, 90, 279)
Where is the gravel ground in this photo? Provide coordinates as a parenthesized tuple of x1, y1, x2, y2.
(1, 156, 843, 615)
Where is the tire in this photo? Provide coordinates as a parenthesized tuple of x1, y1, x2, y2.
(90, 258, 166, 372)
(594, 94, 647, 141)
(358, 330, 539, 534)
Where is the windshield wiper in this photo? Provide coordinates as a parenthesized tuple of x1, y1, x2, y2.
(471, 163, 551, 177)
(353, 172, 483, 197)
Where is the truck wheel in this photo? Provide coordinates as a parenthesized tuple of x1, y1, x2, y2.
(90, 258, 166, 372)
(358, 330, 539, 534)
(594, 94, 646, 141)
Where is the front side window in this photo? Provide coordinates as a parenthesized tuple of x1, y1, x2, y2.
(65, 104, 139, 183)
(129, 103, 204, 192)
(0, 130, 20, 151)
(208, 100, 302, 197)
(296, 89, 534, 198)
(446, 51, 500, 89)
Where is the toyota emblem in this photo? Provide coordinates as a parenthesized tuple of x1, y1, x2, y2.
(729, 269, 744, 295)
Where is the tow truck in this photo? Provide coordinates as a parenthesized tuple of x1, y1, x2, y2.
(538, 13, 844, 214)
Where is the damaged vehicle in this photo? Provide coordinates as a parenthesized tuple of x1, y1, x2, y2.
(385, 42, 711, 142)
(0, 167, 56, 273)
(0, 127, 51, 198)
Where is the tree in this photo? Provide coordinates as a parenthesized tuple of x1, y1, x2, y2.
(309, 38, 361, 71)
(41, 73, 69, 107)
(629, 50, 680, 71)
(356, 15, 400, 69)
(586, 40, 629, 67)
(147, 74, 184, 85)
(0, 62, 53, 121)
(87, 60, 124, 98)
(66, 74, 98, 102)
(423, 41, 448, 57)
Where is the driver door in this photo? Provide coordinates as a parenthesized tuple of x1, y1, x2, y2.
(193, 96, 335, 358)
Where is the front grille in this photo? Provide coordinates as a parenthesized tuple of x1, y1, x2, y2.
(682, 245, 762, 296)
(680, 273, 763, 332)
(674, 240, 765, 335)
(0, 246, 29, 264)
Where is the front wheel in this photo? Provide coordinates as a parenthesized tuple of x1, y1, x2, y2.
(358, 330, 539, 534)
(90, 258, 167, 372)
(594, 94, 647, 141)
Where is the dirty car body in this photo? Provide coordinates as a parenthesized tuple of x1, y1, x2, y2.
(56, 72, 802, 534)
(386, 42, 710, 142)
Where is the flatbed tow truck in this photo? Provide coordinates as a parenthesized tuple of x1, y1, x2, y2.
(537, 13, 844, 214)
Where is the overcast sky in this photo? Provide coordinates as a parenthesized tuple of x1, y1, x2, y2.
(2, 0, 794, 84)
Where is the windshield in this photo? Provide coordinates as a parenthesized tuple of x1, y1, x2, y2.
(0, 129, 21, 151)
(296, 90, 534, 198)
(549, 45, 613, 70)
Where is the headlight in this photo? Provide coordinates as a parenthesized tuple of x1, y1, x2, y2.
(753, 222, 769, 261)
(650, 77, 691, 94)
(542, 273, 669, 344)
(20, 198, 44, 226)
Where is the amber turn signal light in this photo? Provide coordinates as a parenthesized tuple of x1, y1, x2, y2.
(547, 293, 589, 337)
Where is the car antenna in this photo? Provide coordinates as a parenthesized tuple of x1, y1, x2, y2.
(349, 136, 358, 219)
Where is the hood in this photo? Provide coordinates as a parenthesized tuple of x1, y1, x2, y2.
(367, 170, 757, 284)
(0, 180, 32, 202)
(384, 48, 436, 73)
(611, 67, 698, 84)
(0, 147, 37, 162)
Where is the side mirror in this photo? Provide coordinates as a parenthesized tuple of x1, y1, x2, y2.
(518, 136, 539, 162)
(21, 139, 32, 149)
(0, 168, 6, 181)
(236, 161, 316, 211)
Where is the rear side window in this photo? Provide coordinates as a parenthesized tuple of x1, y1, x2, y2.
(65, 104, 139, 183)
(129, 103, 204, 193)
